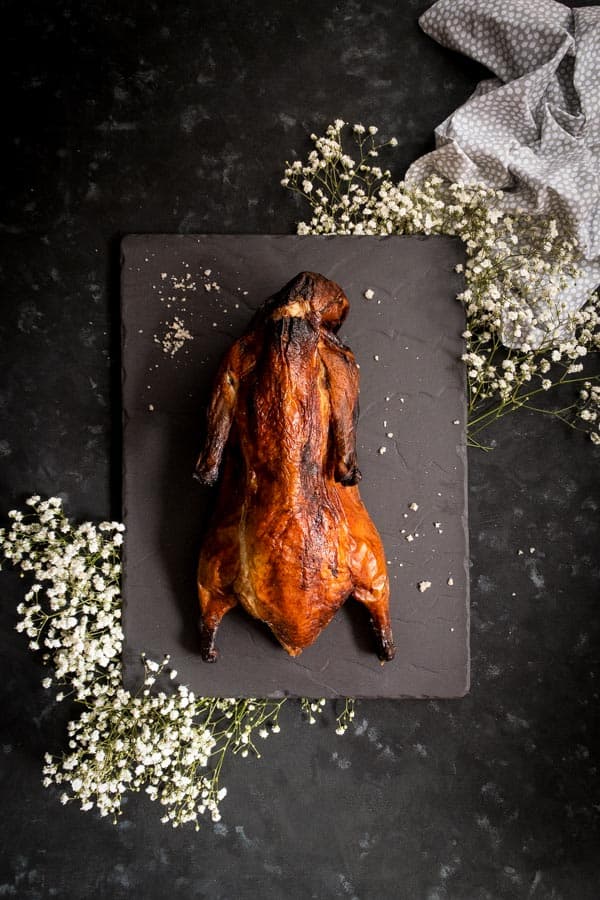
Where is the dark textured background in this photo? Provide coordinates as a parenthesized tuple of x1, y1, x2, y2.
(1, 1, 598, 897)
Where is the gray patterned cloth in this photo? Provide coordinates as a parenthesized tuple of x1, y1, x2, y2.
(406, 0, 600, 348)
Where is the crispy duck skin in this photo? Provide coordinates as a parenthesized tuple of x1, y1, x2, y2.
(194, 272, 394, 662)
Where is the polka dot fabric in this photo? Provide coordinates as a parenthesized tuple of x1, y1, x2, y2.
(406, 0, 600, 347)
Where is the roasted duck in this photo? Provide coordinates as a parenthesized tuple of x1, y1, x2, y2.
(194, 271, 394, 662)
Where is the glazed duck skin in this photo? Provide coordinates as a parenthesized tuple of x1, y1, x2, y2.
(194, 272, 395, 662)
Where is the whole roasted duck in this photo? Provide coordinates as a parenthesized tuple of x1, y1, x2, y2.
(194, 272, 394, 662)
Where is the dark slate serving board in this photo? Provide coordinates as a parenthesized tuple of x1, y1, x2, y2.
(121, 235, 468, 698)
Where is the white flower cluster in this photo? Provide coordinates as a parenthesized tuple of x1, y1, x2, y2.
(0, 497, 286, 829)
(300, 696, 327, 725)
(283, 121, 600, 445)
(578, 381, 600, 444)
(335, 698, 356, 736)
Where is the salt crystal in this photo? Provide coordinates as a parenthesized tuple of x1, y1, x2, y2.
(417, 581, 431, 593)
(378, 446, 387, 454)
(364, 288, 374, 300)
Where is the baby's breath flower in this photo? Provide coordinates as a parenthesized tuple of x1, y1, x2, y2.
(281, 121, 600, 445)
(2, 496, 330, 831)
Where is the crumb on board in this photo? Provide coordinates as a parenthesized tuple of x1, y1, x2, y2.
(154, 317, 193, 357)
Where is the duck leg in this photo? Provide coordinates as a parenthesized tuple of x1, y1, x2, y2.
(198, 585, 238, 662)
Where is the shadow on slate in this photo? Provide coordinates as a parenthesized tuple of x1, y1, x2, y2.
(121, 235, 468, 698)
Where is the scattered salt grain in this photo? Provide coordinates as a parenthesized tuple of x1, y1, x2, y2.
(405, 534, 414, 543)
(204, 269, 212, 276)
(529, 547, 535, 554)
(364, 288, 374, 300)
(417, 581, 432, 593)
(386, 432, 394, 438)
(447, 577, 454, 586)
(374, 355, 379, 361)
(148, 404, 154, 412)
(453, 419, 460, 425)
(378, 446, 387, 455)
(154, 317, 193, 357)
(409, 502, 419, 511)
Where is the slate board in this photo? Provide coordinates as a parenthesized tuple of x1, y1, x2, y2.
(121, 235, 469, 698)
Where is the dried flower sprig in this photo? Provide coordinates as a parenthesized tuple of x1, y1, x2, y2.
(335, 698, 356, 736)
(577, 381, 600, 445)
(2, 496, 349, 830)
(282, 121, 600, 446)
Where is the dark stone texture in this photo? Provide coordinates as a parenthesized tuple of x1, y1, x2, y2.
(1, 0, 599, 897)
(121, 234, 468, 698)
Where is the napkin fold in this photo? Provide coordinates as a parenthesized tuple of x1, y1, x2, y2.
(406, 0, 600, 347)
